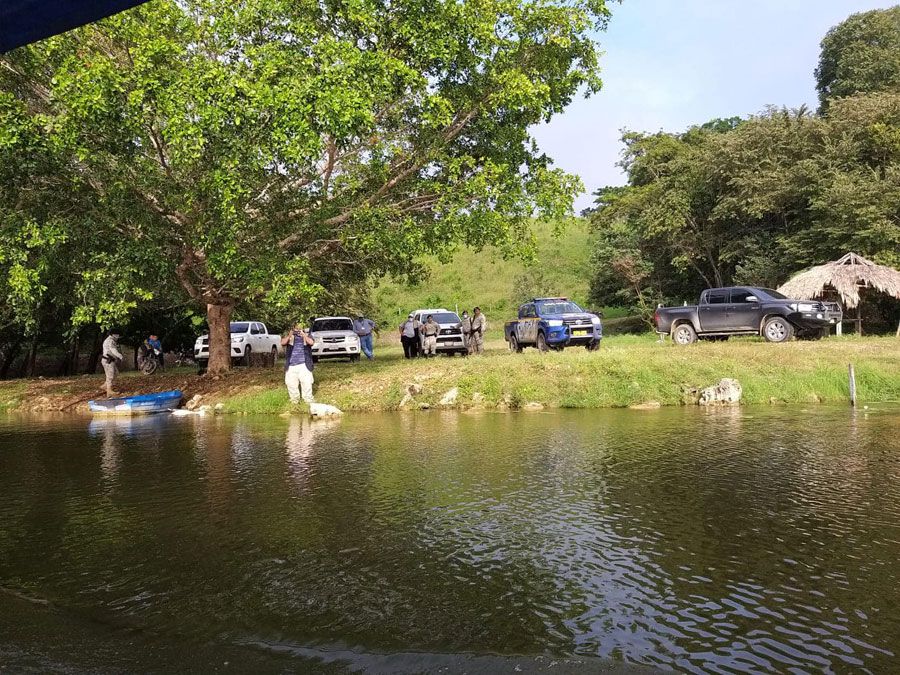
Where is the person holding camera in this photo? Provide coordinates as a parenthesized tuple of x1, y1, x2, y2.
(281, 322, 316, 404)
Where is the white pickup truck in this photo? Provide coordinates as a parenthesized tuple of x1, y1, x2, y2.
(194, 321, 281, 369)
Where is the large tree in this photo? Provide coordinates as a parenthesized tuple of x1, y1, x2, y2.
(0, 0, 609, 372)
(816, 6, 900, 110)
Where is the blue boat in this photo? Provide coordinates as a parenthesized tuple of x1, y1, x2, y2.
(88, 390, 183, 415)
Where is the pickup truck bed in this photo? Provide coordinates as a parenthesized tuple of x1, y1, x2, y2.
(655, 287, 842, 343)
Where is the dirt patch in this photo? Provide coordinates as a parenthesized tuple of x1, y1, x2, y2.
(10, 367, 283, 413)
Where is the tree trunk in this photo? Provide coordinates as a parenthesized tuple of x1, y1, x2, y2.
(0, 338, 23, 379)
(22, 337, 38, 378)
(58, 335, 80, 376)
(87, 328, 102, 374)
(207, 301, 234, 374)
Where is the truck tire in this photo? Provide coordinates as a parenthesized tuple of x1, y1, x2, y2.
(197, 359, 208, 375)
(350, 354, 360, 362)
(536, 331, 549, 352)
(508, 335, 522, 353)
(585, 340, 600, 352)
(672, 323, 698, 345)
(763, 316, 793, 343)
(271, 345, 278, 363)
(242, 345, 252, 367)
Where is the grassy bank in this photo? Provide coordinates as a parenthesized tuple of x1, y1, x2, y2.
(2, 335, 897, 415)
(223, 334, 900, 413)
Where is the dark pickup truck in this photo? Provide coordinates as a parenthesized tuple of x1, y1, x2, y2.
(655, 286, 843, 344)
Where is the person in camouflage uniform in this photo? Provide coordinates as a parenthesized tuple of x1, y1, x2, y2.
(469, 307, 487, 355)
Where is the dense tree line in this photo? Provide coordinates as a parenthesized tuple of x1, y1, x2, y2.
(1, 0, 611, 374)
(589, 7, 900, 326)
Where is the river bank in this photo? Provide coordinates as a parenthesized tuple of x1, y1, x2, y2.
(1, 334, 897, 414)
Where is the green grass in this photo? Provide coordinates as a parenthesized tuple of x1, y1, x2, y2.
(371, 219, 629, 327)
(0, 381, 26, 410)
(218, 334, 900, 414)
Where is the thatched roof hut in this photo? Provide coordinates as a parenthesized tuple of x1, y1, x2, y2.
(778, 252, 900, 309)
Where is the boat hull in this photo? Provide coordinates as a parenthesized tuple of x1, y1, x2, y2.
(88, 390, 183, 415)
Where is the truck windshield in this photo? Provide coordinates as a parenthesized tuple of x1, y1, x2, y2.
(229, 322, 250, 333)
(536, 300, 583, 315)
(431, 312, 461, 324)
(312, 319, 353, 332)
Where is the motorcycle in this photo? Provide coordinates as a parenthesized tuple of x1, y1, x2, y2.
(139, 347, 163, 375)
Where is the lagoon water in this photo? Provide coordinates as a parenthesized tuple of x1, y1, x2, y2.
(1, 406, 900, 673)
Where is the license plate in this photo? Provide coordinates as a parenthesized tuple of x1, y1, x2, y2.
(573, 329, 589, 336)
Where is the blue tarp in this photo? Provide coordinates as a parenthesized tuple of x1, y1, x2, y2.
(0, 0, 150, 53)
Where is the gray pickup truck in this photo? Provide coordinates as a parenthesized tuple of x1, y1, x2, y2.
(655, 286, 842, 344)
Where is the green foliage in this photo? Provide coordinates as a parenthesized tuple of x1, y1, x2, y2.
(590, 95, 900, 321)
(371, 219, 597, 326)
(0, 0, 612, 370)
(816, 6, 900, 110)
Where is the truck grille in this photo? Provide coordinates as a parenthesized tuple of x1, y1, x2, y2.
(440, 328, 461, 335)
(322, 337, 344, 343)
(563, 319, 592, 327)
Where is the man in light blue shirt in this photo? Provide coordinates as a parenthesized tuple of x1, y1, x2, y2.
(353, 315, 377, 360)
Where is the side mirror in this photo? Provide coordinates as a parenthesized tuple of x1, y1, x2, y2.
(745, 296, 758, 303)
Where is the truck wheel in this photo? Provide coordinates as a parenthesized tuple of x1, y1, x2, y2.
(197, 359, 208, 375)
(672, 323, 697, 345)
(763, 317, 793, 343)
(350, 354, 360, 362)
(536, 331, 549, 352)
(271, 345, 278, 363)
(508, 335, 522, 353)
(585, 340, 600, 352)
(242, 346, 252, 367)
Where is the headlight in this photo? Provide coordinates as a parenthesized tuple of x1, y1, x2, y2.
(791, 303, 816, 312)
(234, 336, 245, 343)
(546, 320, 563, 327)
(591, 316, 601, 325)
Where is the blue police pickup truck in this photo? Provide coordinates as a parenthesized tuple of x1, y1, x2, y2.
(505, 298, 602, 352)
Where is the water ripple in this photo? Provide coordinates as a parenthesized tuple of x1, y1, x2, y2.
(0, 405, 899, 672)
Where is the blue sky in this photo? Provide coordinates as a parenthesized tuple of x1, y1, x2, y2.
(531, 0, 898, 211)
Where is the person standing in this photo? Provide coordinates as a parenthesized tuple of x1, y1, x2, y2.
(421, 314, 440, 357)
(460, 310, 473, 355)
(353, 315, 377, 360)
(398, 313, 420, 359)
(281, 322, 316, 404)
(101, 329, 124, 397)
(470, 307, 487, 355)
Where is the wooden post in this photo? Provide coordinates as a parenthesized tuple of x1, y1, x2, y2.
(848, 363, 857, 407)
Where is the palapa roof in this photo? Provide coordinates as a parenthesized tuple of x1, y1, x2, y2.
(777, 252, 900, 309)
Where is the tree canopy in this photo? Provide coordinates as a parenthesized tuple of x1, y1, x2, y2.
(1, 0, 611, 372)
(589, 8, 900, 327)
(816, 6, 900, 110)
(590, 96, 900, 314)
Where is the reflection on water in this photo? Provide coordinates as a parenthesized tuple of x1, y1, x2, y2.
(1, 405, 900, 673)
